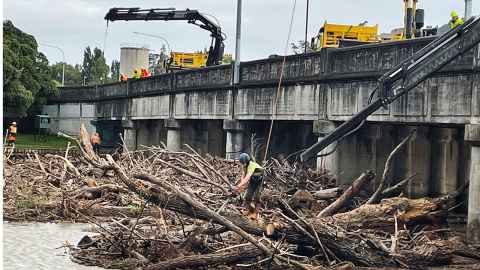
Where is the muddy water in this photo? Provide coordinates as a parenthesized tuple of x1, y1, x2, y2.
(3, 222, 103, 270)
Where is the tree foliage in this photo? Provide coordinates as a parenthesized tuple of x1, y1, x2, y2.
(81, 46, 109, 85)
(50, 62, 83, 86)
(3, 20, 57, 116)
(110, 60, 120, 81)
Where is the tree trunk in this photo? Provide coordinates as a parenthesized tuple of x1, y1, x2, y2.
(145, 247, 262, 270)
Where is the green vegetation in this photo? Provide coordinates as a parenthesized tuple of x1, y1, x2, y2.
(13, 134, 75, 149)
(81, 46, 110, 85)
(3, 20, 57, 116)
(110, 60, 120, 82)
(3, 20, 120, 115)
(50, 62, 83, 86)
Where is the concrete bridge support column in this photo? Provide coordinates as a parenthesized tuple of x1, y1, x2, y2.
(150, 120, 165, 146)
(431, 128, 459, 195)
(136, 121, 150, 149)
(165, 119, 182, 152)
(313, 120, 339, 177)
(223, 120, 244, 160)
(465, 124, 480, 244)
(122, 120, 137, 150)
(397, 126, 431, 197)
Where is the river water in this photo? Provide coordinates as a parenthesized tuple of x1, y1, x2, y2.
(3, 222, 104, 270)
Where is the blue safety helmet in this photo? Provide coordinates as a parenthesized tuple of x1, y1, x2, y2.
(239, 153, 250, 164)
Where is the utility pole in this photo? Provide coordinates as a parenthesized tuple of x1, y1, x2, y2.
(234, 0, 242, 85)
(304, 0, 309, 53)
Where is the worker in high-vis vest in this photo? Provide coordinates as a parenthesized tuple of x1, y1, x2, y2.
(6, 122, 17, 146)
(449, 11, 464, 29)
(233, 153, 265, 220)
(132, 69, 141, 79)
(90, 132, 101, 154)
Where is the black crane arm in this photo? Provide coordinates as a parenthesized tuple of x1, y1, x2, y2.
(300, 16, 480, 163)
(104, 7, 225, 66)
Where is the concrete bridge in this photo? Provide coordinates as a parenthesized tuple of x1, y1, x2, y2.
(46, 36, 480, 202)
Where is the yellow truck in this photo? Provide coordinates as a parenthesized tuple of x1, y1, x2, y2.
(312, 22, 380, 49)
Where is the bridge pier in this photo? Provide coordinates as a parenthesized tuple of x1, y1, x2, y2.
(122, 120, 137, 150)
(396, 126, 432, 197)
(224, 120, 244, 160)
(466, 124, 480, 244)
(431, 128, 460, 195)
(165, 119, 182, 152)
(314, 120, 339, 177)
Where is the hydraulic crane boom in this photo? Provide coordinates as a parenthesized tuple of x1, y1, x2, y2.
(300, 16, 480, 163)
(105, 7, 225, 66)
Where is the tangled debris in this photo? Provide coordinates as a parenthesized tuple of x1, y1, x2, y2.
(3, 125, 480, 269)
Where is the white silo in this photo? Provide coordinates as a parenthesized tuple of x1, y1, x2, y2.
(120, 45, 149, 78)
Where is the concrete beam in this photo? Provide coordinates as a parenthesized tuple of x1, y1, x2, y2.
(465, 124, 480, 244)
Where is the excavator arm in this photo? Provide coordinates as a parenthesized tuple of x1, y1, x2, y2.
(104, 7, 225, 66)
(300, 16, 480, 163)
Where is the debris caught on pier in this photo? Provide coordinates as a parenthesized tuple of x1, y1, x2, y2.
(3, 125, 480, 269)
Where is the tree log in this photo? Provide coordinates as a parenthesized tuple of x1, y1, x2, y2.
(145, 247, 262, 270)
(102, 156, 395, 267)
(317, 171, 375, 217)
(312, 188, 342, 200)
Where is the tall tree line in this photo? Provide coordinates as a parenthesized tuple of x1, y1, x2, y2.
(3, 20, 120, 116)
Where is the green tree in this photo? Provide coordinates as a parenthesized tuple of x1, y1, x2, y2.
(81, 46, 109, 85)
(50, 62, 83, 86)
(3, 20, 57, 116)
(91, 47, 109, 84)
(110, 60, 120, 81)
(81, 46, 92, 85)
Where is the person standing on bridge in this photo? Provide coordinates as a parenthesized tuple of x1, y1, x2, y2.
(90, 132, 101, 154)
(6, 122, 17, 146)
(449, 11, 464, 29)
(233, 153, 265, 220)
(132, 69, 141, 79)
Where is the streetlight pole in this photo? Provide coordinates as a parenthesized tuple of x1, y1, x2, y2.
(132, 32, 172, 54)
(304, 0, 309, 54)
(39, 43, 65, 86)
(234, 0, 242, 85)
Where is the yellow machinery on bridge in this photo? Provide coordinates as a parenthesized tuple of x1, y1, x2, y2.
(310, 1, 436, 50)
(311, 22, 380, 49)
(169, 52, 208, 69)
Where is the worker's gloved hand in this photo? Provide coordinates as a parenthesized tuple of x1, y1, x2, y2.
(233, 185, 245, 195)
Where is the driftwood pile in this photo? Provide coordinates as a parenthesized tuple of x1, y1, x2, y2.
(3, 125, 480, 269)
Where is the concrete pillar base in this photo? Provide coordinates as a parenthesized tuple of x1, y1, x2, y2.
(466, 124, 480, 244)
(123, 129, 137, 150)
(313, 120, 339, 177)
(223, 120, 244, 160)
(121, 120, 137, 150)
(165, 119, 182, 152)
(397, 126, 431, 198)
(431, 128, 459, 196)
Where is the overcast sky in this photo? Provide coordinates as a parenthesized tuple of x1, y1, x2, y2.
(4, 0, 479, 66)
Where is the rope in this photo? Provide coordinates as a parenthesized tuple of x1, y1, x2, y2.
(263, 0, 298, 162)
